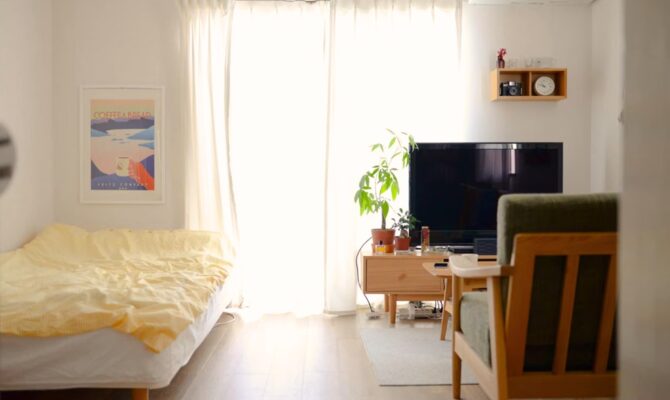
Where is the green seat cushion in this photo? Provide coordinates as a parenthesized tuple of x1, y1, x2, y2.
(460, 291, 491, 366)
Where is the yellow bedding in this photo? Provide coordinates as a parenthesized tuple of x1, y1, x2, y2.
(0, 224, 233, 353)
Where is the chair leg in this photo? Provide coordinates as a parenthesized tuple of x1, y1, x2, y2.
(452, 346, 462, 399)
(452, 276, 463, 399)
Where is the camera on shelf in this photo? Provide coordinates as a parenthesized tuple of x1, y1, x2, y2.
(500, 81, 524, 96)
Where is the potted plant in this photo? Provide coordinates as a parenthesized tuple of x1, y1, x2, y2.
(354, 129, 417, 252)
(391, 208, 418, 251)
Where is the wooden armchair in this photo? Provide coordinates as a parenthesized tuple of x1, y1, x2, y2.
(450, 193, 618, 400)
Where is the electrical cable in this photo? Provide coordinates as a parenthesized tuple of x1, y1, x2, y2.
(355, 236, 374, 312)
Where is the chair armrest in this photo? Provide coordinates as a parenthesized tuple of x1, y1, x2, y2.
(448, 255, 513, 278)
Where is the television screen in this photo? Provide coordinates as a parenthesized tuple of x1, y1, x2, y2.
(409, 142, 563, 245)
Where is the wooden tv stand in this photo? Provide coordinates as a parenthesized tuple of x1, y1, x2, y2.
(362, 252, 449, 324)
(362, 251, 494, 324)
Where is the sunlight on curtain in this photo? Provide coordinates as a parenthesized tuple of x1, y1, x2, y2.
(325, 0, 462, 312)
(185, 0, 461, 315)
(182, 0, 238, 258)
(229, 1, 329, 315)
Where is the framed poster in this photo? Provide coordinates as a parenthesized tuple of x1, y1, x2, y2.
(80, 86, 164, 203)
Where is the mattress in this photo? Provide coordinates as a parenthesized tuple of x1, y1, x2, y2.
(0, 267, 240, 390)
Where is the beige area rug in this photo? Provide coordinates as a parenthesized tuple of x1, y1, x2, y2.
(360, 321, 479, 386)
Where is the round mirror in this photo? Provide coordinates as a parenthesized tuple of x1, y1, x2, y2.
(0, 124, 16, 196)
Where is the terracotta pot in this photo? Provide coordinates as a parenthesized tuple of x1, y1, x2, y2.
(394, 236, 411, 251)
(371, 228, 395, 253)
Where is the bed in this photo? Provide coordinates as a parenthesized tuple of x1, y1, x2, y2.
(0, 224, 238, 399)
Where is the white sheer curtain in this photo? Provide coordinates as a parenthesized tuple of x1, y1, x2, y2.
(182, 0, 239, 258)
(325, 0, 462, 312)
(183, 0, 461, 314)
(228, 0, 329, 315)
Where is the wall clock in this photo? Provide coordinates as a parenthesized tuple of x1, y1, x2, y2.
(534, 76, 556, 96)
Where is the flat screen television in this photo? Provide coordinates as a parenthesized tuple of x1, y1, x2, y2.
(409, 142, 563, 245)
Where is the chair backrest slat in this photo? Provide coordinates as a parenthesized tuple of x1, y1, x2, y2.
(505, 232, 617, 376)
(505, 249, 536, 376)
(594, 253, 617, 373)
(552, 254, 580, 374)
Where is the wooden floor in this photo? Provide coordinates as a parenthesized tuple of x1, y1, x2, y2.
(0, 310, 612, 400)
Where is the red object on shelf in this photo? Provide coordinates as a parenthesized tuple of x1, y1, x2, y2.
(497, 48, 507, 69)
(421, 226, 430, 252)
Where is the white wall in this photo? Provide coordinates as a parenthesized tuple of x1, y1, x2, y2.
(590, 0, 623, 192)
(620, 0, 670, 397)
(52, 0, 185, 231)
(461, 4, 592, 193)
(7, 1, 603, 241)
(0, 0, 54, 251)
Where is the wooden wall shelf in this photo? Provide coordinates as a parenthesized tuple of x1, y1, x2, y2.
(490, 68, 567, 101)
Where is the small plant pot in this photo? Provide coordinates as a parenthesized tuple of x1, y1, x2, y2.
(394, 236, 411, 251)
(371, 228, 395, 253)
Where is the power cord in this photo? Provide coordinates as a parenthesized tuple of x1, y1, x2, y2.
(355, 236, 374, 312)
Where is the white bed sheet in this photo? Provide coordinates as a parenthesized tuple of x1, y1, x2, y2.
(0, 267, 240, 390)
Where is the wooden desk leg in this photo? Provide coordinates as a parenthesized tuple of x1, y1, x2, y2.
(384, 294, 389, 312)
(440, 277, 451, 341)
(389, 294, 397, 324)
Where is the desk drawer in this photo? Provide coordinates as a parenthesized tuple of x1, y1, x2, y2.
(364, 258, 444, 293)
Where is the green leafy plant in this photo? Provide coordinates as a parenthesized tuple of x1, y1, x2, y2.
(391, 208, 418, 238)
(354, 130, 418, 229)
